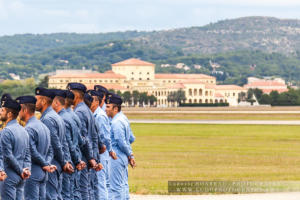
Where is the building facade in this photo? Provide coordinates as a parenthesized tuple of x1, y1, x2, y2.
(49, 58, 246, 106)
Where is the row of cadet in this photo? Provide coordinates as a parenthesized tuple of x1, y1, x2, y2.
(0, 82, 136, 200)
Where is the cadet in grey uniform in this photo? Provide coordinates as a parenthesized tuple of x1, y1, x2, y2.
(0, 95, 31, 200)
(35, 87, 74, 200)
(89, 89, 117, 200)
(67, 83, 102, 200)
(65, 90, 93, 200)
(52, 89, 86, 200)
(105, 93, 136, 200)
(17, 95, 55, 200)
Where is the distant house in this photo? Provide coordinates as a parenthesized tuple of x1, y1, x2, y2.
(244, 77, 288, 94)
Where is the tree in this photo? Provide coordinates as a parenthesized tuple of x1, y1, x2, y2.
(139, 92, 148, 106)
(175, 89, 186, 105)
(167, 91, 176, 106)
(132, 90, 139, 106)
(122, 91, 132, 105)
(38, 75, 49, 88)
(148, 95, 157, 106)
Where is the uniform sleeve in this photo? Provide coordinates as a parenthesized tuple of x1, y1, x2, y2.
(93, 122, 101, 162)
(42, 118, 66, 167)
(129, 127, 135, 144)
(1, 130, 23, 175)
(0, 133, 4, 171)
(111, 121, 132, 157)
(26, 127, 49, 167)
(97, 115, 112, 152)
(46, 145, 54, 165)
(75, 111, 94, 160)
(64, 120, 80, 165)
(23, 132, 31, 170)
(78, 136, 93, 161)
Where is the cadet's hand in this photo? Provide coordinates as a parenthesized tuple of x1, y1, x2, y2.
(50, 165, 57, 173)
(99, 144, 106, 154)
(128, 156, 136, 169)
(109, 151, 117, 160)
(94, 163, 103, 171)
(21, 168, 31, 180)
(42, 165, 52, 172)
(88, 159, 97, 169)
(63, 162, 74, 174)
(0, 171, 7, 181)
(76, 161, 86, 171)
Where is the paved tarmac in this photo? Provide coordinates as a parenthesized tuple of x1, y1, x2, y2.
(130, 119, 300, 125)
(125, 111, 300, 114)
(131, 192, 300, 200)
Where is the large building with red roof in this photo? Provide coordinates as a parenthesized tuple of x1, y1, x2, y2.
(49, 58, 246, 106)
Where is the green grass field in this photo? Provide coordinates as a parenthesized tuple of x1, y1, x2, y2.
(128, 124, 300, 194)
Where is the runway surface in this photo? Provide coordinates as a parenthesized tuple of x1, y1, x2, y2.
(130, 119, 300, 125)
(131, 192, 300, 200)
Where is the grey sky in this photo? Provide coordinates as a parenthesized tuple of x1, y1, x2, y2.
(1, 0, 300, 36)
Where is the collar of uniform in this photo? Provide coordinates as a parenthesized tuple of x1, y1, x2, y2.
(58, 108, 66, 115)
(41, 106, 53, 119)
(111, 111, 122, 122)
(66, 107, 72, 112)
(27, 116, 37, 124)
(6, 119, 18, 127)
(94, 106, 101, 116)
(100, 102, 106, 109)
(74, 101, 85, 111)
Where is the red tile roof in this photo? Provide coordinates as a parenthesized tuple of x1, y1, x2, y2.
(262, 88, 289, 94)
(155, 74, 215, 79)
(50, 71, 125, 79)
(85, 84, 126, 90)
(112, 58, 155, 66)
(215, 85, 245, 90)
(245, 81, 287, 87)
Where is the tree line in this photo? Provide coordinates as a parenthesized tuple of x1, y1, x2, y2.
(240, 88, 300, 106)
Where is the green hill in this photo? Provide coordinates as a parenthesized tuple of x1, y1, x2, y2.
(2, 16, 300, 85)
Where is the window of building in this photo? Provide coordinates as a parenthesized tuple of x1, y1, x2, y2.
(115, 80, 118, 83)
(132, 72, 134, 75)
(100, 80, 102, 83)
(147, 72, 150, 75)
(147, 78, 150, 80)
(105, 80, 107, 83)
(110, 80, 113, 83)
(199, 89, 203, 96)
(131, 78, 134, 80)
(233, 93, 235, 96)
(60, 80, 63, 83)
(139, 78, 142, 80)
